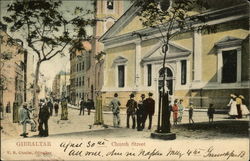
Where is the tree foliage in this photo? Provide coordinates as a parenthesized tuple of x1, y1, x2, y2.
(2, 0, 95, 109)
(3, 0, 95, 63)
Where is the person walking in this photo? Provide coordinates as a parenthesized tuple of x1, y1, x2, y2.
(54, 100, 59, 116)
(126, 93, 137, 129)
(235, 95, 242, 119)
(19, 102, 36, 137)
(137, 94, 146, 131)
(27, 102, 37, 132)
(239, 95, 249, 117)
(6, 102, 11, 113)
(38, 100, 50, 137)
(207, 103, 215, 123)
(87, 99, 94, 115)
(110, 93, 121, 128)
(79, 98, 85, 115)
(188, 102, 194, 124)
(228, 94, 238, 118)
(0, 102, 3, 120)
(172, 99, 178, 125)
(177, 99, 184, 123)
(143, 92, 155, 130)
(47, 100, 53, 116)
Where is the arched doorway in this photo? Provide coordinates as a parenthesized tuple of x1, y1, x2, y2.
(158, 67, 174, 95)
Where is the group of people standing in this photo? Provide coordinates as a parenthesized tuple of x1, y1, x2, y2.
(79, 98, 94, 116)
(18, 98, 65, 138)
(228, 94, 249, 119)
(109, 92, 155, 131)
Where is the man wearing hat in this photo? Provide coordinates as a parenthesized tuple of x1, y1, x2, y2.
(126, 93, 137, 129)
(143, 92, 155, 130)
(137, 94, 146, 131)
(188, 102, 194, 124)
(19, 102, 36, 137)
(109, 93, 121, 128)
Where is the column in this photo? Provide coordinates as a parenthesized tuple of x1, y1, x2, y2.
(135, 41, 141, 88)
(193, 30, 202, 81)
(176, 60, 181, 87)
(236, 48, 241, 83)
(186, 59, 191, 84)
(217, 50, 222, 83)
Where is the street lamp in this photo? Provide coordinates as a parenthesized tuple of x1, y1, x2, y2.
(151, 0, 176, 140)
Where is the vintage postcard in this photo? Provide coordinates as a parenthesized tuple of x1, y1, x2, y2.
(0, 0, 249, 160)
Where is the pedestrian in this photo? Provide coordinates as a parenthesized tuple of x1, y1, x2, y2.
(235, 94, 242, 119)
(177, 99, 184, 123)
(188, 102, 194, 124)
(137, 94, 146, 131)
(47, 99, 53, 116)
(61, 97, 68, 120)
(228, 94, 238, 118)
(126, 93, 137, 129)
(239, 95, 249, 117)
(87, 99, 94, 115)
(207, 103, 215, 123)
(38, 100, 50, 137)
(172, 99, 178, 125)
(95, 93, 104, 125)
(110, 93, 121, 128)
(54, 100, 59, 116)
(6, 102, 11, 113)
(27, 102, 37, 132)
(19, 102, 36, 137)
(0, 102, 3, 120)
(143, 92, 155, 130)
(79, 98, 85, 115)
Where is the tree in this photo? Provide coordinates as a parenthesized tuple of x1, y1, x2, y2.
(132, 0, 216, 135)
(3, 0, 95, 112)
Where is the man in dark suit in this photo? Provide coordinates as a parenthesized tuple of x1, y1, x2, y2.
(86, 99, 94, 115)
(143, 92, 155, 130)
(38, 100, 50, 137)
(126, 93, 137, 129)
(47, 100, 53, 116)
(79, 98, 85, 115)
(137, 94, 146, 131)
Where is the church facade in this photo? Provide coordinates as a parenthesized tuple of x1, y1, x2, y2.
(99, 1, 249, 109)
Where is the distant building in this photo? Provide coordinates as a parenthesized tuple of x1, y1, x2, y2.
(84, 0, 132, 104)
(69, 41, 91, 105)
(52, 71, 70, 100)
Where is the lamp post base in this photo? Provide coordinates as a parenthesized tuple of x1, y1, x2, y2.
(151, 132, 176, 140)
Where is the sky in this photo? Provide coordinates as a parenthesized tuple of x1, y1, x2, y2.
(0, 0, 94, 89)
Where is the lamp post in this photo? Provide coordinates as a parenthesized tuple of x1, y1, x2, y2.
(150, 0, 176, 140)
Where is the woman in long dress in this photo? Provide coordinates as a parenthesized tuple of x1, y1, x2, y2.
(228, 94, 238, 118)
(172, 99, 178, 125)
(239, 95, 249, 117)
(177, 99, 184, 123)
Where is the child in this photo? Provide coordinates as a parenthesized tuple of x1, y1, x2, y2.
(207, 103, 215, 123)
(172, 99, 178, 125)
(188, 102, 194, 124)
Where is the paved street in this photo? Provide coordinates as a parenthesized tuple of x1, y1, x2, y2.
(1, 105, 249, 140)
